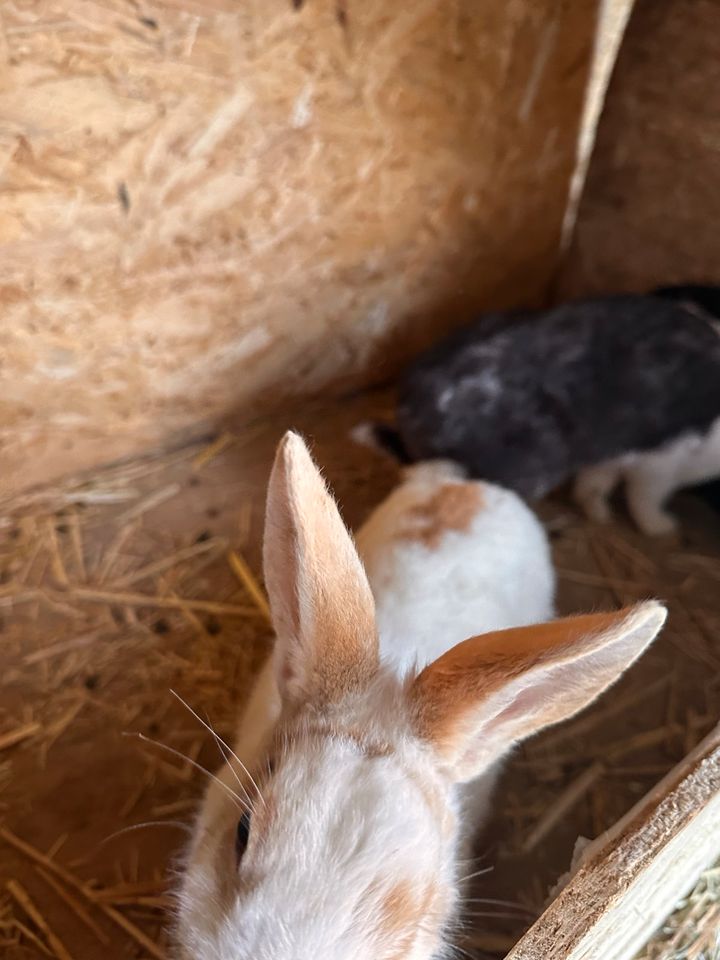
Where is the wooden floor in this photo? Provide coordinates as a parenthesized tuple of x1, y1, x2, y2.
(2, 390, 720, 959)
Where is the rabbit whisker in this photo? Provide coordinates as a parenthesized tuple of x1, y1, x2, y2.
(170, 689, 264, 808)
(450, 942, 479, 960)
(463, 897, 535, 915)
(457, 865, 494, 884)
(100, 820, 192, 846)
(463, 909, 531, 921)
(125, 731, 247, 811)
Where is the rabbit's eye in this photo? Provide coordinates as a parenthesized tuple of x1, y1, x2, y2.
(235, 811, 251, 865)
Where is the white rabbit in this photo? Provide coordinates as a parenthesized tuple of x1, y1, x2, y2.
(175, 432, 667, 960)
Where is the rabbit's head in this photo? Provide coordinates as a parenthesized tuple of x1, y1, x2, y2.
(176, 432, 666, 960)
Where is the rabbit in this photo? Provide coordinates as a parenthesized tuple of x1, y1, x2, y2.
(356, 288, 720, 536)
(651, 283, 720, 319)
(174, 431, 667, 960)
(574, 286, 720, 535)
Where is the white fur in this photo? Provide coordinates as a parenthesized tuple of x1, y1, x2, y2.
(175, 445, 664, 960)
(574, 415, 720, 535)
(357, 461, 555, 672)
(357, 462, 556, 837)
(175, 663, 460, 960)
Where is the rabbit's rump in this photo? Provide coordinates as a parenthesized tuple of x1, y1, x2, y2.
(356, 468, 555, 673)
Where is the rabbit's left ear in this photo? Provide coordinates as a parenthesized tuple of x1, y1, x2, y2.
(263, 431, 379, 706)
(408, 603, 666, 782)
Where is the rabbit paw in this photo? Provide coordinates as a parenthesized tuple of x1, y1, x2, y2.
(577, 494, 613, 525)
(633, 508, 679, 537)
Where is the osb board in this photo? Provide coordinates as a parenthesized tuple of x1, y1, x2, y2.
(560, 0, 720, 296)
(2, 391, 720, 958)
(560, 0, 635, 249)
(0, 0, 601, 494)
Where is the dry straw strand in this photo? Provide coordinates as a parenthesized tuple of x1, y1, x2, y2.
(521, 761, 605, 853)
(0, 721, 41, 752)
(228, 549, 272, 623)
(35, 868, 110, 946)
(68, 585, 258, 616)
(10, 918, 55, 957)
(112, 535, 226, 588)
(0, 828, 165, 960)
(6, 879, 75, 960)
(192, 432, 235, 470)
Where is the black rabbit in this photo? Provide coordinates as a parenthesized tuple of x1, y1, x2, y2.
(357, 287, 720, 535)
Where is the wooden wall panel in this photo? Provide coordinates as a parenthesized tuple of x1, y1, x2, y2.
(0, 0, 600, 493)
(561, 0, 720, 297)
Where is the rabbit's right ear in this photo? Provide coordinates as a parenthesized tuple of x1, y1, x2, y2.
(263, 432, 378, 706)
(408, 602, 666, 782)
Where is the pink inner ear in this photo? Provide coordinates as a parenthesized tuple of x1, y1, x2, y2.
(479, 635, 642, 744)
(279, 658, 294, 688)
(448, 667, 592, 778)
(488, 683, 543, 727)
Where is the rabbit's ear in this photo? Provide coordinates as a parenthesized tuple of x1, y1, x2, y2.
(409, 603, 666, 782)
(263, 431, 378, 705)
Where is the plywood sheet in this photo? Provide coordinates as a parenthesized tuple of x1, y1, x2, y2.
(0, 0, 600, 493)
(561, 0, 720, 296)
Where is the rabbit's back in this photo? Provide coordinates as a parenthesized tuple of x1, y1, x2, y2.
(396, 296, 720, 498)
(355, 464, 555, 674)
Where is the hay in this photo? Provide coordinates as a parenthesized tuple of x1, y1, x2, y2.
(635, 862, 720, 960)
(0, 722, 41, 752)
(6, 880, 74, 960)
(228, 549, 272, 624)
(520, 762, 605, 854)
(2, 829, 167, 960)
(192, 433, 236, 471)
(34, 870, 109, 947)
(52, 586, 258, 617)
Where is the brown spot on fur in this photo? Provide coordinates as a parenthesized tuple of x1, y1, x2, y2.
(380, 881, 418, 945)
(373, 879, 443, 958)
(345, 726, 394, 758)
(273, 713, 450, 826)
(399, 483, 483, 549)
(277, 716, 394, 760)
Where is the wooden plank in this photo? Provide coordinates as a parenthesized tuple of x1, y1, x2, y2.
(560, 0, 637, 251)
(506, 722, 720, 960)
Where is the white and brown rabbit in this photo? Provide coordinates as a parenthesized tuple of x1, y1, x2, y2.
(359, 285, 720, 535)
(175, 432, 666, 960)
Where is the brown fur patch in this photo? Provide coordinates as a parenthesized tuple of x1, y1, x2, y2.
(277, 716, 394, 760)
(409, 608, 640, 766)
(380, 881, 418, 947)
(373, 878, 442, 959)
(344, 726, 394, 758)
(399, 483, 483, 549)
(273, 715, 449, 828)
